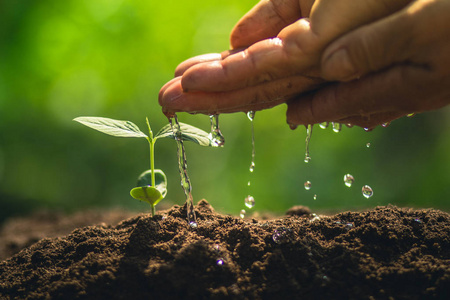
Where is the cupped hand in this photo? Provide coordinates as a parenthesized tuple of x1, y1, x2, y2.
(159, 0, 449, 128)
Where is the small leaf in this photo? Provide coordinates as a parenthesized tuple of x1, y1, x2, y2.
(155, 122, 211, 146)
(74, 117, 147, 138)
(137, 169, 167, 198)
(130, 186, 164, 206)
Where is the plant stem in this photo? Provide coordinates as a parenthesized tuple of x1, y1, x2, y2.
(146, 118, 156, 217)
(151, 204, 156, 217)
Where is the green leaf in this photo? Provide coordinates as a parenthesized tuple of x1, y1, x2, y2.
(136, 169, 167, 198)
(74, 117, 147, 138)
(130, 186, 164, 206)
(155, 122, 211, 146)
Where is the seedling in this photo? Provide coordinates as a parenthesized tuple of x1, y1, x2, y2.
(74, 116, 211, 216)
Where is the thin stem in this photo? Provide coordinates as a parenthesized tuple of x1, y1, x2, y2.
(150, 140, 155, 188)
(151, 204, 156, 217)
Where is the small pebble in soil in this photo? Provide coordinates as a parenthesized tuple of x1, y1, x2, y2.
(272, 227, 294, 244)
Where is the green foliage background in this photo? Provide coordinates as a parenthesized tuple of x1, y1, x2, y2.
(0, 0, 449, 222)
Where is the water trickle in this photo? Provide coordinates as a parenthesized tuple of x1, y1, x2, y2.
(319, 122, 329, 129)
(169, 114, 197, 226)
(304, 124, 313, 163)
(208, 114, 225, 147)
(272, 227, 293, 244)
(248, 111, 256, 172)
(343, 174, 354, 187)
(362, 185, 373, 199)
(239, 209, 246, 219)
(245, 195, 255, 209)
(332, 122, 342, 133)
(304, 181, 312, 190)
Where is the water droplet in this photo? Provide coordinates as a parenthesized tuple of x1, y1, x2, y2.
(247, 110, 255, 121)
(247, 181, 251, 186)
(366, 142, 371, 148)
(249, 162, 255, 172)
(310, 213, 320, 222)
(362, 185, 373, 199)
(304, 181, 312, 190)
(313, 194, 317, 200)
(345, 123, 354, 128)
(414, 218, 423, 224)
(272, 227, 293, 244)
(208, 114, 225, 147)
(364, 127, 373, 132)
(407, 113, 416, 118)
(304, 124, 313, 163)
(216, 258, 224, 266)
(319, 122, 329, 129)
(189, 221, 198, 229)
(332, 122, 342, 133)
(245, 195, 255, 209)
(381, 122, 390, 128)
(239, 209, 246, 219)
(343, 174, 354, 187)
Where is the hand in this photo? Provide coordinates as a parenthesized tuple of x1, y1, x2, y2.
(287, 0, 450, 129)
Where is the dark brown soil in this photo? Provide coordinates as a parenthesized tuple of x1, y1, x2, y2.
(0, 200, 449, 299)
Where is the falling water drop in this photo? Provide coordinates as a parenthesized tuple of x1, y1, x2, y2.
(170, 114, 197, 226)
(208, 114, 225, 147)
(319, 122, 329, 129)
(362, 185, 373, 199)
(313, 194, 317, 201)
(240, 209, 246, 219)
(304, 124, 313, 163)
(366, 142, 371, 148)
(249, 162, 255, 172)
(304, 181, 312, 190)
(343, 174, 354, 187)
(245, 195, 255, 209)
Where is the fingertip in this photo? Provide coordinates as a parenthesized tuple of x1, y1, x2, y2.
(175, 53, 222, 77)
(159, 77, 184, 109)
(285, 94, 316, 126)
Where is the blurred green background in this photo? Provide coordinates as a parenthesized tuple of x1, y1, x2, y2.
(0, 0, 449, 222)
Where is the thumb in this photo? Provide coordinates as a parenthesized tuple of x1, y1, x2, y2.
(320, 9, 414, 81)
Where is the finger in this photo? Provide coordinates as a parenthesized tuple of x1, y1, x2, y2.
(160, 75, 323, 114)
(182, 19, 320, 92)
(320, 4, 415, 81)
(286, 64, 435, 126)
(230, 0, 309, 49)
(174, 53, 222, 77)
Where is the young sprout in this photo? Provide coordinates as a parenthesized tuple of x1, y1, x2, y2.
(74, 116, 212, 216)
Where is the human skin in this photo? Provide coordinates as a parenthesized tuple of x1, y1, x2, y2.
(159, 0, 450, 129)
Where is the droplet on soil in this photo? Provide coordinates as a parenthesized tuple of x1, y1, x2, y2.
(272, 227, 293, 244)
(240, 209, 246, 219)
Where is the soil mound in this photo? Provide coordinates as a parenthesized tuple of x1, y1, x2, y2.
(1, 201, 449, 299)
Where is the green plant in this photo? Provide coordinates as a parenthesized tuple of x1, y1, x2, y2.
(74, 116, 211, 216)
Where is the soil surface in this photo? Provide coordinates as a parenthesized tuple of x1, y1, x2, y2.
(0, 200, 449, 299)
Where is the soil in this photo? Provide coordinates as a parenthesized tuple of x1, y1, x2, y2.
(0, 200, 449, 299)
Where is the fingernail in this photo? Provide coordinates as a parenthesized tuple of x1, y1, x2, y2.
(322, 48, 357, 81)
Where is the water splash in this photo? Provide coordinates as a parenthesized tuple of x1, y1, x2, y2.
(332, 122, 342, 133)
(208, 114, 225, 147)
(343, 174, 354, 187)
(304, 181, 312, 190)
(169, 114, 197, 227)
(304, 124, 313, 163)
(362, 185, 373, 199)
